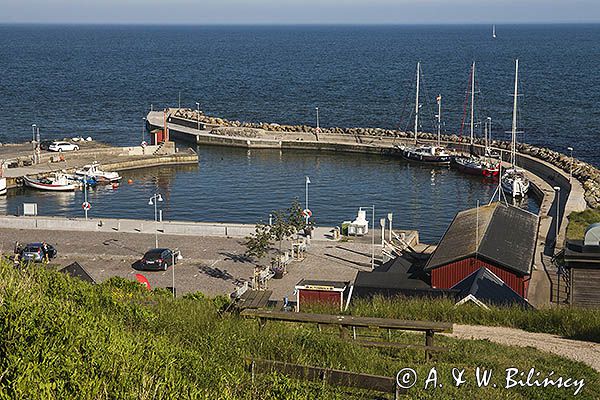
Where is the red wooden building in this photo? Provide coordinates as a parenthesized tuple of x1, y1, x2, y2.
(295, 280, 350, 312)
(424, 203, 538, 299)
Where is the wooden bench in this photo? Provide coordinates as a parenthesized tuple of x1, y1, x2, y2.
(240, 309, 452, 360)
(245, 357, 406, 398)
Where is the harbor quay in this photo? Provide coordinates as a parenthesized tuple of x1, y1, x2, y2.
(0, 139, 198, 189)
(0, 216, 420, 300)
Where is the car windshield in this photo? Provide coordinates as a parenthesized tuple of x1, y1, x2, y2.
(24, 246, 41, 252)
(143, 251, 164, 260)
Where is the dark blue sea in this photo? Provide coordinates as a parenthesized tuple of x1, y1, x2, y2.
(1, 24, 597, 241)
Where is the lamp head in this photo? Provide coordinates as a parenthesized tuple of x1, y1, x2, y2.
(148, 199, 153, 206)
(553, 186, 561, 191)
(567, 147, 573, 151)
(157, 194, 163, 202)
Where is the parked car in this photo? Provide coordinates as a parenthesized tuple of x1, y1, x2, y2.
(39, 140, 54, 151)
(48, 141, 79, 152)
(134, 248, 176, 271)
(20, 242, 57, 262)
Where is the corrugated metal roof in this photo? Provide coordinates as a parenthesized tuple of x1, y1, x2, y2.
(425, 202, 538, 276)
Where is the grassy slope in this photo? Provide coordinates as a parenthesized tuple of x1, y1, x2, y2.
(0, 263, 597, 399)
(567, 209, 600, 240)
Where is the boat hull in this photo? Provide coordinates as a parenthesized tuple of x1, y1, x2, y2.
(23, 176, 78, 192)
(400, 149, 452, 165)
(501, 175, 530, 198)
(451, 157, 500, 177)
(0, 178, 6, 196)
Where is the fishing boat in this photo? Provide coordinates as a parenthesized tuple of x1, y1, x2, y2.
(75, 162, 121, 183)
(501, 59, 530, 197)
(23, 173, 80, 192)
(451, 62, 500, 177)
(400, 62, 452, 165)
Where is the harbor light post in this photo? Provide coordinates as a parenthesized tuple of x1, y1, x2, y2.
(568, 146, 574, 183)
(31, 124, 37, 161)
(171, 249, 183, 298)
(315, 107, 319, 131)
(360, 205, 376, 270)
(148, 193, 163, 248)
(142, 117, 146, 143)
(554, 186, 561, 245)
(387, 213, 393, 242)
(195, 101, 201, 131)
(305, 176, 311, 225)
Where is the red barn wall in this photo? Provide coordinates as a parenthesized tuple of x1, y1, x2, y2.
(298, 290, 342, 311)
(431, 257, 528, 298)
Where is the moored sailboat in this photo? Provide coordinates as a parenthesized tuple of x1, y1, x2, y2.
(501, 59, 530, 197)
(451, 62, 500, 177)
(400, 62, 452, 165)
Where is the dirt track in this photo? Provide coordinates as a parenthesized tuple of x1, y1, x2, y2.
(449, 324, 600, 372)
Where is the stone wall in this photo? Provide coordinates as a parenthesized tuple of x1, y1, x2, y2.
(171, 108, 600, 208)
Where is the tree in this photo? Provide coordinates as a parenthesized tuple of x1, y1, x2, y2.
(243, 198, 306, 268)
(243, 223, 271, 266)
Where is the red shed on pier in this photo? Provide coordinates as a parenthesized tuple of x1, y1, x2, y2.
(424, 203, 538, 299)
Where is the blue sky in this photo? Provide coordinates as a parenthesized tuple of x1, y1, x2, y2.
(1, 0, 599, 24)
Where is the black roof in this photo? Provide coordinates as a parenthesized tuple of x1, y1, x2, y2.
(59, 262, 96, 284)
(564, 240, 600, 266)
(296, 280, 349, 289)
(352, 256, 455, 300)
(425, 202, 538, 276)
(452, 267, 531, 308)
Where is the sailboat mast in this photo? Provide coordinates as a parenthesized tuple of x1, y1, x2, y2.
(511, 59, 519, 167)
(437, 94, 442, 146)
(414, 62, 420, 145)
(470, 62, 475, 146)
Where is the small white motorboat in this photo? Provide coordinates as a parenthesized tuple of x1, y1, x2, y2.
(0, 177, 6, 196)
(23, 173, 80, 192)
(75, 162, 121, 183)
(501, 168, 530, 197)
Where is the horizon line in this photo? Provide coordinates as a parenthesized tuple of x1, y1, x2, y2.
(1, 21, 600, 27)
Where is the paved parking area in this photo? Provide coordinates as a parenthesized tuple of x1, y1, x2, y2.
(0, 228, 376, 300)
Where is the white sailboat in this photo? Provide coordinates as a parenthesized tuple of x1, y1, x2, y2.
(400, 62, 452, 165)
(452, 62, 500, 177)
(501, 59, 530, 197)
(493, 25, 497, 39)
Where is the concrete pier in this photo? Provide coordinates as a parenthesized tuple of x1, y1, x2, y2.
(0, 140, 198, 189)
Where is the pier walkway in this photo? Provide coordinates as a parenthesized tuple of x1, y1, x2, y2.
(0, 140, 198, 189)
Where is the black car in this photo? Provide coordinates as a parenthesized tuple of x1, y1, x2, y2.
(20, 242, 57, 262)
(135, 248, 175, 271)
(39, 140, 54, 151)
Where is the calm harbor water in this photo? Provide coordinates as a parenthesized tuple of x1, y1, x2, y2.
(1, 24, 590, 241)
(0, 145, 538, 242)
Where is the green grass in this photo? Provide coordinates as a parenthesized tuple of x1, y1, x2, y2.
(306, 295, 600, 343)
(567, 209, 600, 240)
(0, 262, 597, 399)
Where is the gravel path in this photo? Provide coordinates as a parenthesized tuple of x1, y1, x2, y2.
(449, 324, 600, 372)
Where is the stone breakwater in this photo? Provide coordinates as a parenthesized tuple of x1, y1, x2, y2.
(172, 108, 600, 208)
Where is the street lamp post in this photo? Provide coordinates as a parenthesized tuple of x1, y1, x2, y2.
(567, 146, 574, 183)
(148, 193, 163, 248)
(195, 102, 201, 131)
(315, 107, 319, 130)
(554, 186, 561, 245)
(360, 205, 376, 270)
(387, 213, 393, 242)
(142, 117, 146, 143)
(83, 174, 89, 220)
(171, 249, 183, 298)
(305, 176, 311, 225)
(31, 124, 37, 161)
